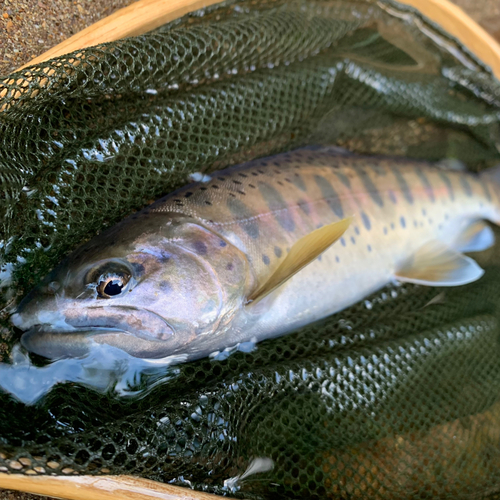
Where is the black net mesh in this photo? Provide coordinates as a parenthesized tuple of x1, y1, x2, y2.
(1, 0, 500, 498)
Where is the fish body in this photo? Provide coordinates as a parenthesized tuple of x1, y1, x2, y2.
(11, 148, 500, 360)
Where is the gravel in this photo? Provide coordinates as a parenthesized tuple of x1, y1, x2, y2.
(0, 0, 135, 76)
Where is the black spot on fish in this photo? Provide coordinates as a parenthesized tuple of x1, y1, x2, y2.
(184, 192, 193, 198)
(438, 172, 454, 201)
(249, 184, 256, 189)
(351, 236, 356, 245)
(159, 281, 172, 293)
(392, 168, 413, 204)
(335, 256, 340, 263)
(205, 201, 212, 205)
(274, 246, 282, 258)
(314, 175, 343, 217)
(400, 216, 406, 228)
(218, 177, 226, 181)
(340, 237, 346, 247)
(194, 241, 208, 255)
(233, 180, 242, 185)
(335, 172, 351, 189)
(227, 198, 259, 239)
(211, 185, 219, 189)
(258, 182, 295, 231)
(388, 190, 397, 204)
(461, 176, 472, 197)
(220, 240, 227, 247)
(200, 187, 207, 191)
(358, 169, 383, 207)
(158, 254, 170, 264)
(298, 200, 310, 215)
(415, 168, 435, 203)
(370, 163, 387, 176)
(132, 263, 145, 276)
(361, 212, 371, 231)
(238, 173, 248, 178)
(226, 262, 234, 271)
(367, 244, 372, 252)
(354, 226, 360, 235)
(262, 254, 270, 265)
(292, 173, 307, 192)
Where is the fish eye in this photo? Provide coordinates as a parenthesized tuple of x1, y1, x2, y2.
(96, 273, 130, 298)
(85, 260, 133, 299)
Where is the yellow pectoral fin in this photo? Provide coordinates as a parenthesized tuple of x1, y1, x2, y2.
(395, 240, 484, 286)
(247, 217, 352, 304)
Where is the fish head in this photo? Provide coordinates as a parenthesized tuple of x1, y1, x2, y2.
(11, 213, 251, 359)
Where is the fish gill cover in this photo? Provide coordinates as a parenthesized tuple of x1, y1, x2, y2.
(1, 0, 500, 498)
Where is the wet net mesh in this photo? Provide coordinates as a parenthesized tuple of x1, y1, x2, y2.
(1, 0, 500, 498)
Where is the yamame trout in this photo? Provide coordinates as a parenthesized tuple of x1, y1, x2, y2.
(11, 147, 500, 360)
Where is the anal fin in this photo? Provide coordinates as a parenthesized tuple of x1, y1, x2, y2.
(453, 220, 495, 253)
(395, 241, 484, 287)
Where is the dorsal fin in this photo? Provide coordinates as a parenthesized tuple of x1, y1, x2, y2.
(247, 217, 352, 304)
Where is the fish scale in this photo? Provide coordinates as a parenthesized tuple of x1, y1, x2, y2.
(11, 147, 500, 361)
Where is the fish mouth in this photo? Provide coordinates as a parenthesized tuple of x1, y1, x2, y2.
(16, 305, 179, 359)
(20, 323, 178, 360)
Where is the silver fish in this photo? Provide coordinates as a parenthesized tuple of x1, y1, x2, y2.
(11, 148, 500, 360)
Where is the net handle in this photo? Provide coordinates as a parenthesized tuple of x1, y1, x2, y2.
(0, 472, 223, 500)
(16, 0, 500, 79)
(399, 0, 500, 78)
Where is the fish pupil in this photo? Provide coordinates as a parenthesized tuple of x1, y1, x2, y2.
(103, 280, 124, 296)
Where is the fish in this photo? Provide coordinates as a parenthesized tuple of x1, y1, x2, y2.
(10, 147, 500, 361)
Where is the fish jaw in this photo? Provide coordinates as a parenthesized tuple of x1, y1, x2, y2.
(19, 327, 188, 360)
(12, 303, 184, 359)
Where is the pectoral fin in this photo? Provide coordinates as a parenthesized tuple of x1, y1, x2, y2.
(395, 241, 484, 286)
(247, 217, 352, 304)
